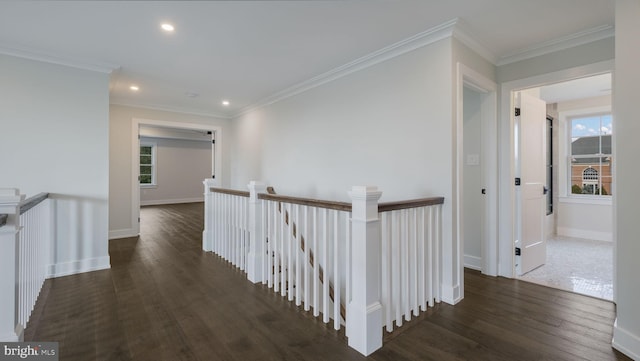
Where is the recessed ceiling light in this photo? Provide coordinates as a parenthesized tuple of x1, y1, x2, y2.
(222, 100, 230, 106)
(161, 23, 175, 32)
(130, 85, 139, 91)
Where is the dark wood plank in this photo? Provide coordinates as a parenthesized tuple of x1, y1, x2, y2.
(24, 203, 630, 361)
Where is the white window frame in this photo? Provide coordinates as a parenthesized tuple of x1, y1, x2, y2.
(558, 105, 612, 205)
(139, 141, 157, 188)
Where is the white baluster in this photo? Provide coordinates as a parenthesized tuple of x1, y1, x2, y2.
(303, 206, 310, 312)
(322, 208, 329, 324)
(295, 204, 301, 306)
(333, 210, 340, 330)
(313, 207, 319, 317)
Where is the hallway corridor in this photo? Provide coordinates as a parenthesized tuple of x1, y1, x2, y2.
(24, 203, 627, 360)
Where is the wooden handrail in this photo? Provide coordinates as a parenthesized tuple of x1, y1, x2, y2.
(378, 197, 444, 213)
(258, 193, 352, 212)
(19, 193, 49, 215)
(210, 187, 250, 198)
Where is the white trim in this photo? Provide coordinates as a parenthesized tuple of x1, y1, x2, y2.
(0, 332, 19, 342)
(497, 25, 615, 66)
(463, 255, 482, 271)
(441, 285, 462, 305)
(558, 196, 612, 206)
(457, 63, 499, 283)
(47, 256, 111, 278)
(451, 20, 498, 65)
(556, 227, 612, 242)
(131, 118, 222, 236)
(235, 18, 459, 117)
(613, 319, 640, 361)
(0, 43, 119, 74)
(110, 99, 232, 120)
(140, 197, 203, 206)
(498, 60, 614, 279)
(109, 228, 138, 240)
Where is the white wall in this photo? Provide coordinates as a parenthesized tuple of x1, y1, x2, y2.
(556, 95, 613, 241)
(462, 87, 483, 270)
(231, 40, 453, 202)
(140, 137, 212, 205)
(231, 39, 459, 301)
(613, 0, 640, 358)
(109, 104, 230, 239)
(0, 54, 110, 276)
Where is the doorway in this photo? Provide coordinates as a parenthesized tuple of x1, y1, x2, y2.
(503, 69, 614, 301)
(457, 63, 498, 283)
(131, 118, 222, 236)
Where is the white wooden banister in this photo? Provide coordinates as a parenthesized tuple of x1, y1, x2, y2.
(247, 181, 267, 283)
(347, 186, 383, 356)
(201, 181, 444, 357)
(0, 189, 52, 342)
(0, 189, 24, 341)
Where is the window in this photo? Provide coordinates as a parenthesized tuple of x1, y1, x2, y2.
(140, 143, 156, 186)
(569, 114, 612, 196)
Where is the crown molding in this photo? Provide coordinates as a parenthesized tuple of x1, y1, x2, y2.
(451, 20, 498, 65)
(109, 99, 232, 120)
(496, 25, 615, 66)
(234, 18, 460, 118)
(0, 43, 119, 74)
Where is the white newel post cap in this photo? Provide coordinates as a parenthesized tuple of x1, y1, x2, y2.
(348, 186, 382, 219)
(247, 181, 267, 199)
(0, 188, 23, 203)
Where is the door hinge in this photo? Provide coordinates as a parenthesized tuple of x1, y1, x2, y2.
(212, 139, 215, 144)
(515, 107, 521, 116)
(515, 177, 521, 186)
(515, 247, 521, 256)
(138, 217, 140, 223)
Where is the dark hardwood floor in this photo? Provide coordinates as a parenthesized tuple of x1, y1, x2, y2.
(25, 203, 630, 360)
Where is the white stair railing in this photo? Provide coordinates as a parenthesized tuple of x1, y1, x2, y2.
(0, 189, 52, 342)
(203, 180, 250, 271)
(202, 181, 444, 356)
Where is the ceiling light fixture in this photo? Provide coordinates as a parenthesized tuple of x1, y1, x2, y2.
(222, 100, 230, 106)
(161, 23, 175, 32)
(130, 85, 139, 91)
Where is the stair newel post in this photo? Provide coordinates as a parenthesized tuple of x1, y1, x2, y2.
(0, 189, 24, 342)
(347, 186, 383, 356)
(202, 178, 216, 252)
(247, 181, 267, 283)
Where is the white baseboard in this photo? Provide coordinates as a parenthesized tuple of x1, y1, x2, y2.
(109, 228, 138, 240)
(47, 256, 111, 278)
(140, 197, 203, 206)
(613, 319, 640, 360)
(0, 331, 19, 342)
(441, 284, 462, 305)
(464, 255, 482, 271)
(557, 227, 612, 242)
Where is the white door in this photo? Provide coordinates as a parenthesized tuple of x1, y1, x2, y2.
(517, 92, 547, 275)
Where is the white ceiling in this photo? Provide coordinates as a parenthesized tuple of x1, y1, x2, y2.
(539, 73, 612, 104)
(0, 1, 614, 118)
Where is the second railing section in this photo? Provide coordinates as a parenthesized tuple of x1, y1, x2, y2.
(202, 180, 444, 356)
